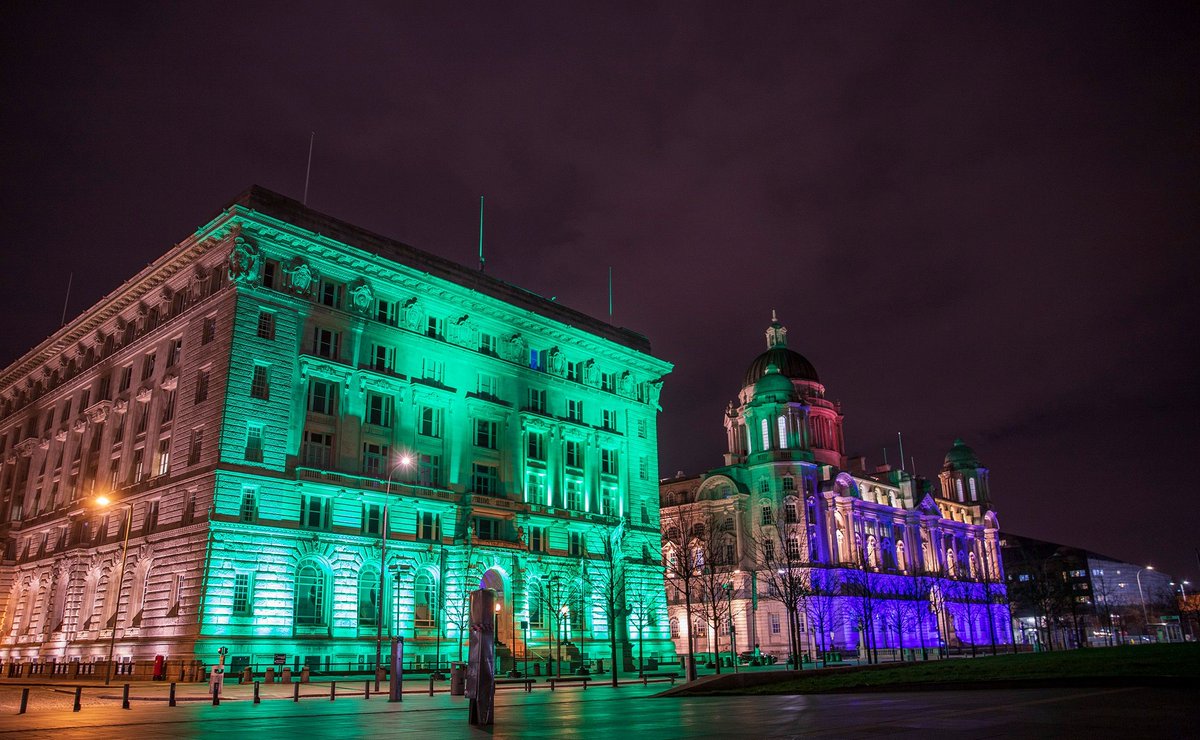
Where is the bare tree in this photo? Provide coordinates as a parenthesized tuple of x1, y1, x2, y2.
(693, 511, 739, 673)
(660, 505, 707, 680)
(626, 582, 658, 676)
(587, 522, 627, 687)
(899, 574, 935, 661)
(804, 568, 842, 665)
(528, 573, 583, 677)
(751, 497, 813, 670)
(843, 564, 885, 664)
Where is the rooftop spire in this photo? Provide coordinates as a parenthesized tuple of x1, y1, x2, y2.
(765, 311, 788, 348)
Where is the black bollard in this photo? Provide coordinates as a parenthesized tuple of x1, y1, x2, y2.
(74, 686, 83, 712)
(212, 683, 220, 706)
(122, 683, 131, 710)
(330, 681, 336, 701)
(253, 681, 260, 704)
(364, 681, 370, 700)
(18, 688, 29, 714)
(429, 675, 435, 696)
(168, 683, 176, 707)
(293, 680, 300, 702)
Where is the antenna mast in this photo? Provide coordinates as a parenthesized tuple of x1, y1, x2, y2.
(60, 272, 73, 326)
(303, 131, 315, 205)
(478, 196, 485, 272)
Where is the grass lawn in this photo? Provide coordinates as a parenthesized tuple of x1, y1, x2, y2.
(703, 644, 1200, 695)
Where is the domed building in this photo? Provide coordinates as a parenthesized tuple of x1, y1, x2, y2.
(660, 315, 1010, 670)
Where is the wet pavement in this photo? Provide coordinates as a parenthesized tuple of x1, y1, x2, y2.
(0, 680, 1192, 738)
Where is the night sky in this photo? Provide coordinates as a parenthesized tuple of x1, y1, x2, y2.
(1, 3, 1196, 582)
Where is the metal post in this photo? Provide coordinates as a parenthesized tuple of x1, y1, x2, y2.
(331, 681, 336, 700)
(254, 681, 260, 704)
(1136, 567, 1153, 637)
(18, 688, 29, 714)
(212, 683, 219, 705)
(365, 681, 370, 700)
(389, 636, 404, 702)
(293, 681, 300, 702)
(104, 503, 133, 685)
(74, 685, 83, 711)
(122, 683, 131, 710)
(377, 459, 411, 690)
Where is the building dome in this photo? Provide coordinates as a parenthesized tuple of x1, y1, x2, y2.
(743, 311, 820, 388)
(942, 438, 981, 471)
(753, 362, 795, 400)
(744, 347, 819, 388)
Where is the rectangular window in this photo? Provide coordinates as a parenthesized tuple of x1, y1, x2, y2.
(98, 375, 111, 401)
(308, 379, 337, 415)
(256, 311, 276, 340)
(638, 455, 648, 480)
(474, 517, 499, 541)
(426, 316, 444, 339)
(319, 280, 342, 308)
(602, 409, 618, 430)
(785, 502, 798, 523)
(761, 505, 773, 526)
(418, 406, 442, 437)
(601, 372, 615, 392)
(764, 540, 775, 562)
(155, 437, 171, 476)
(239, 488, 256, 523)
(130, 447, 145, 485)
(565, 478, 583, 510)
(568, 532, 584, 557)
(201, 316, 217, 345)
(245, 425, 264, 462)
(141, 352, 157, 381)
(770, 613, 781, 635)
(422, 358, 445, 383)
(370, 343, 395, 372)
(166, 338, 183, 368)
(300, 494, 329, 529)
(302, 431, 333, 468)
(262, 260, 278, 289)
(363, 503, 383, 535)
(474, 419, 498, 449)
(477, 373, 499, 398)
(416, 512, 440, 541)
(232, 573, 252, 616)
(567, 399, 583, 422)
(375, 298, 398, 325)
(188, 428, 203, 466)
(479, 332, 497, 355)
(250, 365, 270, 400)
(526, 472, 546, 504)
(194, 369, 210, 403)
(161, 390, 176, 423)
(565, 440, 583, 469)
(144, 499, 160, 533)
(637, 419, 647, 439)
(787, 536, 801, 559)
(527, 388, 546, 414)
(526, 432, 545, 461)
(472, 463, 498, 496)
(312, 328, 340, 360)
(362, 443, 389, 478)
(418, 454, 441, 487)
(601, 448, 618, 475)
(135, 404, 149, 435)
(366, 394, 392, 427)
(566, 361, 581, 382)
(529, 526, 546, 553)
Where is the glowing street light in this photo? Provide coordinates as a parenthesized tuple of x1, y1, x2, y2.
(94, 493, 133, 685)
(1136, 565, 1154, 637)
(376, 453, 414, 690)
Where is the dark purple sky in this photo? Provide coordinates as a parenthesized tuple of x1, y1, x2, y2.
(2, 3, 1197, 582)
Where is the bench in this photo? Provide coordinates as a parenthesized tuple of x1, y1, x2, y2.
(547, 675, 591, 691)
(494, 677, 536, 693)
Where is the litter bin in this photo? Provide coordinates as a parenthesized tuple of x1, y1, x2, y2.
(450, 663, 466, 696)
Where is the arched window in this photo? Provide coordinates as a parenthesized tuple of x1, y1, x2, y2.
(968, 551, 978, 580)
(866, 535, 879, 568)
(295, 562, 328, 627)
(946, 549, 958, 578)
(896, 541, 907, 572)
(670, 617, 680, 638)
(777, 416, 788, 448)
(358, 566, 380, 628)
(414, 572, 437, 629)
(968, 478, 978, 502)
(100, 567, 122, 629)
(760, 418, 770, 451)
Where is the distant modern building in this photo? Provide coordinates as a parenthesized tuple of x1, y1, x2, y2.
(659, 316, 1010, 666)
(0, 186, 674, 674)
(1000, 533, 1183, 647)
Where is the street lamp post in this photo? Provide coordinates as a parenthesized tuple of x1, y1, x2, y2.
(1136, 565, 1154, 640)
(95, 495, 133, 686)
(376, 455, 413, 690)
(723, 582, 738, 673)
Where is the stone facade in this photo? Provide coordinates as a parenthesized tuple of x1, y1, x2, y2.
(0, 186, 673, 673)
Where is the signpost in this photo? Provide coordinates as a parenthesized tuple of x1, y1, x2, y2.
(466, 588, 496, 727)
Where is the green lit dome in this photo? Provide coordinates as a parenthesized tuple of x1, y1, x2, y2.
(942, 438, 981, 470)
(753, 362, 795, 399)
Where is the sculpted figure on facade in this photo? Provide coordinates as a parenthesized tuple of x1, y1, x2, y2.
(347, 278, 374, 315)
(227, 236, 262, 285)
(403, 297, 424, 331)
(548, 347, 566, 376)
(284, 257, 318, 297)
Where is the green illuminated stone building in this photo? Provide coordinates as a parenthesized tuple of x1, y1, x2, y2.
(0, 186, 674, 673)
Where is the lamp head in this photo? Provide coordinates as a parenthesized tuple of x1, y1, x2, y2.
(95, 495, 112, 507)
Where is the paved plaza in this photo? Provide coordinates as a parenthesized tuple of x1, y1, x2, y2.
(0, 680, 1192, 738)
